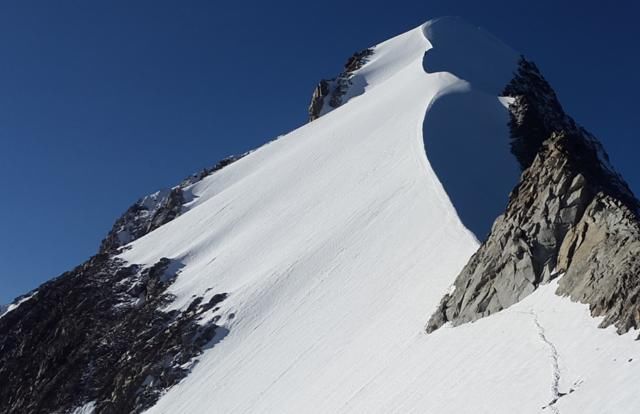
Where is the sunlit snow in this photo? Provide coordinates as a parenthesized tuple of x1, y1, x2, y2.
(113, 18, 640, 414)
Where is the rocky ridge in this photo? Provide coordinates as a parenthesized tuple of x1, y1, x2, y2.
(426, 58, 640, 337)
(0, 154, 241, 414)
(100, 154, 246, 254)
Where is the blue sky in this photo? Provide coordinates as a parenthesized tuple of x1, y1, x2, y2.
(1, 1, 638, 304)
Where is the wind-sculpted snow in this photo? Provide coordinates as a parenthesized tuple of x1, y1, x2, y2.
(423, 87, 518, 239)
(422, 16, 519, 94)
(420, 17, 520, 239)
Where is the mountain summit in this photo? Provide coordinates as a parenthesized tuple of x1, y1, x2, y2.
(1, 17, 639, 414)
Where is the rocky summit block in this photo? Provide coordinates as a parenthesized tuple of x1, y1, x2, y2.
(308, 48, 374, 121)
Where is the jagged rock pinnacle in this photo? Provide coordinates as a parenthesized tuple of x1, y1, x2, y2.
(426, 58, 640, 336)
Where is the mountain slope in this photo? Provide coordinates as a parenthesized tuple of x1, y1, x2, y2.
(1, 17, 639, 414)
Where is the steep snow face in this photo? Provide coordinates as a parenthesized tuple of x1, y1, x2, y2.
(422, 16, 520, 239)
(114, 18, 640, 414)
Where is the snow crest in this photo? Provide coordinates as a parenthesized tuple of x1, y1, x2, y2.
(109, 18, 640, 414)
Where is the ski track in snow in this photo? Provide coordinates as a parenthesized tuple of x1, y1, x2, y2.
(529, 309, 588, 414)
(531, 310, 562, 413)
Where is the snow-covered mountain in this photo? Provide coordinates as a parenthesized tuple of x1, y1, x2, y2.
(2, 17, 639, 414)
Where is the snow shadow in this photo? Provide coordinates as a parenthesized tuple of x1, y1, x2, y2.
(203, 325, 230, 351)
(162, 259, 186, 283)
(423, 89, 519, 240)
(422, 17, 518, 95)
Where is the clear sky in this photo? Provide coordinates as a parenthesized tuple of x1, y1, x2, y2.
(1, 0, 638, 304)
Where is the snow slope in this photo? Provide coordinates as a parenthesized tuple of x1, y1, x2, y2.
(116, 18, 640, 413)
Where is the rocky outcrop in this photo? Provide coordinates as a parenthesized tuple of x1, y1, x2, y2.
(0, 255, 229, 414)
(100, 153, 246, 254)
(502, 58, 635, 204)
(426, 58, 640, 337)
(0, 154, 243, 413)
(426, 132, 593, 331)
(178, 154, 247, 188)
(308, 48, 374, 121)
(308, 80, 331, 122)
(502, 58, 570, 169)
(557, 194, 640, 333)
(99, 188, 184, 254)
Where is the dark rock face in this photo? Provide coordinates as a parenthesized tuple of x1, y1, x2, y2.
(502, 58, 569, 169)
(426, 132, 594, 331)
(308, 79, 331, 122)
(308, 48, 374, 121)
(557, 194, 640, 333)
(0, 255, 228, 413)
(426, 58, 640, 337)
(0, 155, 241, 413)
